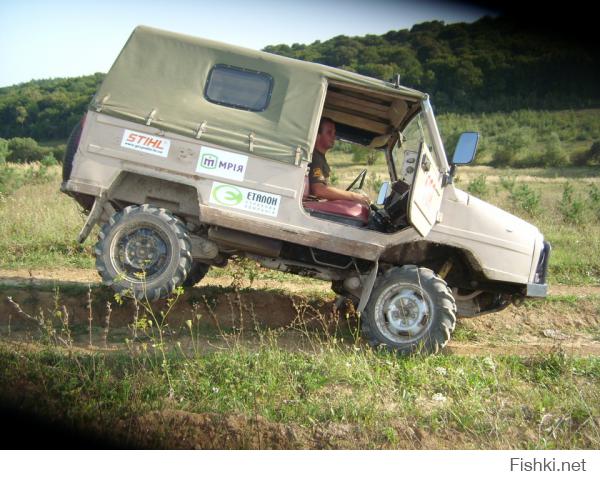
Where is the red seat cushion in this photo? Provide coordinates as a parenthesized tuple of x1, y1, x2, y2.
(303, 199, 369, 224)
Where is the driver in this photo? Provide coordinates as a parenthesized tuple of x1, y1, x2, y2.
(309, 117, 371, 206)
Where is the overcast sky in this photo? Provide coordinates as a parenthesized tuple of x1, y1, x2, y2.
(0, 0, 497, 88)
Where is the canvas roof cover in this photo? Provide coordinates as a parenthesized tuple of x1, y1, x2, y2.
(92, 25, 427, 164)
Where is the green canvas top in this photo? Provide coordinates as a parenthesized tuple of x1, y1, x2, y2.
(92, 25, 427, 165)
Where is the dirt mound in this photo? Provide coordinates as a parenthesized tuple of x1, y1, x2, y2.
(1, 272, 599, 356)
(134, 409, 309, 449)
(0, 268, 332, 294)
(131, 409, 415, 449)
(0, 285, 336, 332)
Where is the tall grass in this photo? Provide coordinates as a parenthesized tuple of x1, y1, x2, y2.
(0, 163, 93, 268)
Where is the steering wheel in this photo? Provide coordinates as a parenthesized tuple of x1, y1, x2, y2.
(346, 169, 368, 191)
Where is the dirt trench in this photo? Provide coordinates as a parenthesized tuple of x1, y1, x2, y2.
(1, 269, 599, 356)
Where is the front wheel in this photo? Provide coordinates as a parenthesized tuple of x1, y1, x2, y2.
(95, 205, 192, 300)
(361, 265, 457, 354)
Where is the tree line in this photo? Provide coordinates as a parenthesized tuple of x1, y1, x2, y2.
(1, 16, 599, 143)
(0, 74, 104, 142)
(264, 16, 600, 113)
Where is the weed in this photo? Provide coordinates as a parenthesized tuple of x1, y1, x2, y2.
(559, 182, 585, 225)
(499, 175, 516, 193)
(229, 257, 260, 287)
(588, 184, 600, 221)
(366, 172, 384, 196)
(509, 183, 541, 217)
(452, 324, 479, 342)
(467, 174, 488, 198)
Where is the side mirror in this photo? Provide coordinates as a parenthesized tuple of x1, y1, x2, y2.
(376, 181, 390, 205)
(452, 132, 479, 165)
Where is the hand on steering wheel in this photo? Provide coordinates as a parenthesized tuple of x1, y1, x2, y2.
(352, 191, 371, 206)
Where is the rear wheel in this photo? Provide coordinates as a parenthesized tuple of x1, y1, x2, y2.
(361, 265, 456, 354)
(95, 205, 192, 300)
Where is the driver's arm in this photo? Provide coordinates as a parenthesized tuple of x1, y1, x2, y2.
(311, 182, 370, 205)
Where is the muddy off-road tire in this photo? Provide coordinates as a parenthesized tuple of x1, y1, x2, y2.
(95, 205, 192, 300)
(361, 265, 457, 354)
(182, 261, 210, 287)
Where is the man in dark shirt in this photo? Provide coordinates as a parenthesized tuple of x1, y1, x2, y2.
(309, 117, 371, 205)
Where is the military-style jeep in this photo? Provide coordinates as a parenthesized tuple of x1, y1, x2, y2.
(61, 26, 550, 354)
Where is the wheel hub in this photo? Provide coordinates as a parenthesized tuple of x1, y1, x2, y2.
(384, 288, 430, 337)
(114, 227, 169, 280)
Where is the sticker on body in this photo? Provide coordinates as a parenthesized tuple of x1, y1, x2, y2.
(121, 129, 170, 157)
(209, 182, 280, 217)
(196, 146, 248, 181)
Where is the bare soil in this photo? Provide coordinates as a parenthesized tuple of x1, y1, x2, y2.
(0, 268, 330, 294)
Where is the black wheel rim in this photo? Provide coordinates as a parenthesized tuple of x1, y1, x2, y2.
(111, 224, 171, 282)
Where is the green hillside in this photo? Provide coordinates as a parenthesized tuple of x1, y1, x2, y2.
(264, 16, 600, 113)
(0, 73, 104, 141)
(0, 16, 599, 143)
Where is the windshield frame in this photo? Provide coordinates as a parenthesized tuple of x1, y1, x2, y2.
(389, 110, 431, 183)
(387, 98, 449, 183)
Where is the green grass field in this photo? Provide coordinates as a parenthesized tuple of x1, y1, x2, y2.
(2, 157, 598, 284)
(1, 327, 598, 448)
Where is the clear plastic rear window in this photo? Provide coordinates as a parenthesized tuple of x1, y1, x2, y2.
(204, 64, 273, 112)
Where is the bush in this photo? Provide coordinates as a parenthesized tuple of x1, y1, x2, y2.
(490, 128, 531, 167)
(0, 163, 19, 196)
(52, 144, 66, 163)
(491, 148, 516, 167)
(589, 141, 600, 165)
(467, 174, 488, 198)
(0, 161, 55, 197)
(0, 138, 9, 164)
(40, 154, 58, 167)
(351, 145, 380, 165)
(572, 141, 600, 167)
(559, 182, 585, 225)
(588, 184, 600, 221)
(519, 153, 550, 168)
(570, 148, 590, 167)
(331, 141, 353, 154)
(542, 132, 569, 167)
(329, 170, 339, 186)
(509, 183, 541, 217)
(6, 137, 50, 163)
(499, 175, 516, 193)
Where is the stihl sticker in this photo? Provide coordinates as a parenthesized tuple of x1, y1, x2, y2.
(121, 130, 170, 157)
(209, 182, 280, 217)
(196, 146, 248, 181)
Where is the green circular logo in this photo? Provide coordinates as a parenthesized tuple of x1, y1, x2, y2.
(212, 184, 243, 206)
(201, 154, 218, 169)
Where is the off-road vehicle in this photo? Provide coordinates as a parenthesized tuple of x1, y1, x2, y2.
(61, 26, 550, 354)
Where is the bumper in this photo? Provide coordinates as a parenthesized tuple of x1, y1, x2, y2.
(526, 240, 551, 298)
(526, 282, 548, 297)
